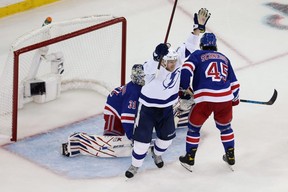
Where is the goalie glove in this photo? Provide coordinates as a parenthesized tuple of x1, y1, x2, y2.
(173, 96, 194, 117)
(193, 8, 211, 33)
(179, 96, 194, 111)
(174, 87, 195, 116)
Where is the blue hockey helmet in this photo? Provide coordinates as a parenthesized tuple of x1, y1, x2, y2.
(200, 33, 217, 50)
(131, 64, 145, 86)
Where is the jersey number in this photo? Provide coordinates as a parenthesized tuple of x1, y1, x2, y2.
(205, 62, 228, 82)
(128, 101, 137, 109)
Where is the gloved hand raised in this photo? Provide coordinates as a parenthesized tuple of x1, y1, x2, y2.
(153, 43, 169, 62)
(193, 8, 211, 33)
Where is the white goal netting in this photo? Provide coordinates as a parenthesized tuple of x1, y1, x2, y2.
(0, 15, 126, 141)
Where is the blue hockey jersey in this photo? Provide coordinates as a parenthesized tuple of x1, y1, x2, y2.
(180, 50, 240, 103)
(104, 81, 142, 135)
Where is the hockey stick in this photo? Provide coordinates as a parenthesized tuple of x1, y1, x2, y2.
(184, 87, 278, 106)
(157, 0, 178, 71)
(240, 89, 278, 105)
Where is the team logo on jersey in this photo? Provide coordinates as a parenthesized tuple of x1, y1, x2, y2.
(162, 67, 180, 89)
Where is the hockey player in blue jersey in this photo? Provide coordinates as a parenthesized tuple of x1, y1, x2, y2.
(61, 64, 145, 157)
(125, 8, 211, 178)
(179, 33, 240, 171)
(103, 64, 144, 139)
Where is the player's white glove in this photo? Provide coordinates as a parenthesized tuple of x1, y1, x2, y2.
(193, 8, 211, 33)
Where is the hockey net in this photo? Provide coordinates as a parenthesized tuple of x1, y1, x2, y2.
(0, 15, 127, 141)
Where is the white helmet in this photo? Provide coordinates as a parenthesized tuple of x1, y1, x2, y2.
(162, 48, 178, 68)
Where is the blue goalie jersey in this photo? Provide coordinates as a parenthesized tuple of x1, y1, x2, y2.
(104, 81, 142, 133)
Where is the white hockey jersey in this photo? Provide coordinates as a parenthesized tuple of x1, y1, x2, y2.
(139, 33, 200, 108)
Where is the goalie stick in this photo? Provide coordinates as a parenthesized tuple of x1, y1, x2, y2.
(240, 89, 278, 105)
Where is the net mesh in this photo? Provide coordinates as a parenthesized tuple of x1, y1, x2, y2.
(0, 15, 125, 139)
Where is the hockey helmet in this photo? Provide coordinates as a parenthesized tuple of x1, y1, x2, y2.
(200, 33, 217, 50)
(131, 64, 145, 86)
(162, 48, 178, 68)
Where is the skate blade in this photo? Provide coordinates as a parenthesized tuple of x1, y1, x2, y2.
(180, 162, 193, 172)
(124, 174, 134, 181)
(223, 155, 234, 172)
(226, 164, 234, 172)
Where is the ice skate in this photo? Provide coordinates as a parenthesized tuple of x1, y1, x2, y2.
(151, 147, 164, 168)
(222, 148, 235, 171)
(179, 148, 197, 172)
(223, 148, 235, 165)
(125, 165, 139, 178)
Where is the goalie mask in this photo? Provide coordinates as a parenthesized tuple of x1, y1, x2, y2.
(131, 64, 145, 86)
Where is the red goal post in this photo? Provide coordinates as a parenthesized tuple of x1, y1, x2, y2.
(0, 15, 127, 141)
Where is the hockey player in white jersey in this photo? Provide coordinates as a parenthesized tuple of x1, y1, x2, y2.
(125, 8, 211, 178)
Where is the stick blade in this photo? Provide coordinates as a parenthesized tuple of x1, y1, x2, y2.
(240, 89, 278, 105)
(267, 89, 278, 105)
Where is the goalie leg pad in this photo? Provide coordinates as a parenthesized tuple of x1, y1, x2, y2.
(66, 132, 133, 158)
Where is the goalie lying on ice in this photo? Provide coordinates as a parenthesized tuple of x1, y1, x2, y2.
(61, 90, 194, 158)
(62, 64, 145, 157)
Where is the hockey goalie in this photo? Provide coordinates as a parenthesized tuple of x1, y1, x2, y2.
(62, 64, 145, 158)
(61, 64, 194, 158)
(61, 96, 193, 158)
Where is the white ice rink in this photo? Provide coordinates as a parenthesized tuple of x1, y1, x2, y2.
(0, 0, 288, 191)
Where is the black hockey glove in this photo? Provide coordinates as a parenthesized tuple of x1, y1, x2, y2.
(153, 43, 169, 62)
(193, 8, 211, 33)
